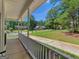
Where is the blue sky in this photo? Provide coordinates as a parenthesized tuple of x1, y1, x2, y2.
(24, 0, 61, 21)
(32, 1, 53, 21)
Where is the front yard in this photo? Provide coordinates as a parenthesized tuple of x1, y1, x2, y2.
(31, 30, 79, 45)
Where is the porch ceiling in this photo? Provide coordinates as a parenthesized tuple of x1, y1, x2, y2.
(5, 0, 33, 19)
(0, 0, 2, 12)
(5, 0, 46, 19)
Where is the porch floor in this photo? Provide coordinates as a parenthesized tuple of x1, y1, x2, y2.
(7, 38, 32, 59)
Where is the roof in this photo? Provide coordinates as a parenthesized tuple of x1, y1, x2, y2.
(2, 0, 46, 19)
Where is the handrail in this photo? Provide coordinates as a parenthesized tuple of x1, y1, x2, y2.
(19, 33, 79, 59)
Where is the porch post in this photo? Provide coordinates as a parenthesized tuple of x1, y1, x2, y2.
(20, 17, 23, 33)
(18, 20, 19, 33)
(0, 0, 5, 53)
(27, 8, 30, 37)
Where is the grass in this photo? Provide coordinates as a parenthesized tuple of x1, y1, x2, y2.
(31, 30, 79, 45)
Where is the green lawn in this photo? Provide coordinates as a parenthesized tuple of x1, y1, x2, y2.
(31, 30, 79, 45)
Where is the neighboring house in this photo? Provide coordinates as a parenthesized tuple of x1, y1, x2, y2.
(34, 26, 46, 30)
(41, 26, 46, 29)
(15, 26, 28, 30)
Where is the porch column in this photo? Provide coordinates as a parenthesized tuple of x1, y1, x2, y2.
(20, 17, 23, 33)
(27, 8, 30, 37)
(17, 19, 19, 33)
(18, 18, 22, 33)
(21, 17, 23, 33)
(0, 0, 5, 53)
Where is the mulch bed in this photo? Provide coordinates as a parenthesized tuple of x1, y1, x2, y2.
(64, 32, 79, 38)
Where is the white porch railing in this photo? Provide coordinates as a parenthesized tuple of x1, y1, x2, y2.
(19, 33, 78, 59)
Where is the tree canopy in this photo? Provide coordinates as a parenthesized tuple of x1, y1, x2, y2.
(45, 0, 79, 32)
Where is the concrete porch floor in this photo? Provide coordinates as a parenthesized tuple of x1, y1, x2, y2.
(7, 38, 32, 59)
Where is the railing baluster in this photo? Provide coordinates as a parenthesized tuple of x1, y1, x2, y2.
(44, 47, 47, 59)
(41, 45, 43, 59)
(33, 42, 36, 57)
(38, 44, 40, 59)
(35, 44, 37, 58)
(39, 45, 42, 59)
(37, 44, 39, 59)
(58, 55, 61, 59)
(48, 50, 52, 59)
(53, 52, 55, 59)
(42, 46, 45, 59)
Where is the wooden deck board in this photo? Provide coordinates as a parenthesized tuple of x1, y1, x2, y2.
(7, 39, 32, 59)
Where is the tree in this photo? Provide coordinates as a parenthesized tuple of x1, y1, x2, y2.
(45, 18, 55, 29)
(6, 20, 18, 30)
(49, 0, 79, 32)
(62, 0, 79, 32)
(29, 15, 37, 30)
(37, 20, 45, 26)
(46, 8, 58, 29)
(45, 2, 66, 29)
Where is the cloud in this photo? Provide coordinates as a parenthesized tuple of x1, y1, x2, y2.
(46, 0, 50, 3)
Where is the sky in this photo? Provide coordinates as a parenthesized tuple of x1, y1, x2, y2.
(24, 0, 61, 21)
